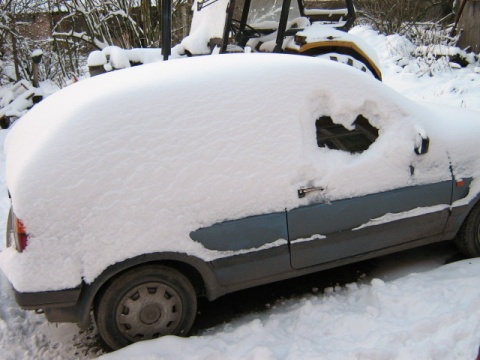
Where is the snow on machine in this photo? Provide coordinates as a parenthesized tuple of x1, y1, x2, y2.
(89, 0, 382, 80)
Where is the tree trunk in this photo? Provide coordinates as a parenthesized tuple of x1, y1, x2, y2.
(10, 22, 21, 81)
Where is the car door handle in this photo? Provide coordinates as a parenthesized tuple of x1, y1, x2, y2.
(298, 186, 324, 198)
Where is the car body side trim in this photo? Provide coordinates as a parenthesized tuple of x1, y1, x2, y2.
(214, 233, 449, 295)
(190, 212, 288, 251)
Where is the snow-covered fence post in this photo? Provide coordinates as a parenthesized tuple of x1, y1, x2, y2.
(31, 49, 43, 88)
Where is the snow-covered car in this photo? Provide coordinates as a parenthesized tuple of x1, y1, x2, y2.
(1, 54, 480, 350)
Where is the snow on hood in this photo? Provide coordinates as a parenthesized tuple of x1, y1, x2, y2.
(296, 24, 381, 70)
(1, 53, 480, 292)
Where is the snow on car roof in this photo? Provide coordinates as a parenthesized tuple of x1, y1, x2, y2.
(1, 53, 478, 293)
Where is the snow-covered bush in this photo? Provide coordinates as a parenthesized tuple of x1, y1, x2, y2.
(355, 0, 453, 36)
(381, 23, 478, 77)
(354, 0, 479, 76)
(1, 35, 89, 88)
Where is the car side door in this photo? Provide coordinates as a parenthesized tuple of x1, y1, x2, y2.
(288, 114, 454, 269)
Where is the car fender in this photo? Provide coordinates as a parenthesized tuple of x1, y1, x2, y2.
(444, 189, 480, 239)
(74, 252, 224, 328)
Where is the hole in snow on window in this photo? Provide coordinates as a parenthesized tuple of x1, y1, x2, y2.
(315, 115, 379, 154)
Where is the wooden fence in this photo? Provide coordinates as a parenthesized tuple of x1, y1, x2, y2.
(458, 0, 480, 53)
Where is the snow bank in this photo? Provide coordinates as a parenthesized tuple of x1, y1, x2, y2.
(351, 26, 480, 112)
(0, 80, 43, 119)
(101, 258, 480, 360)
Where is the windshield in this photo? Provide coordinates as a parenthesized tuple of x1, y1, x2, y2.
(238, 0, 301, 26)
(302, 0, 348, 11)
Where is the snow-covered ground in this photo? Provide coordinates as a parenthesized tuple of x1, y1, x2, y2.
(1, 27, 480, 359)
(103, 257, 480, 359)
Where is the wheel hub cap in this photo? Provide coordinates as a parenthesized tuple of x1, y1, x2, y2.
(116, 282, 183, 342)
(140, 303, 162, 324)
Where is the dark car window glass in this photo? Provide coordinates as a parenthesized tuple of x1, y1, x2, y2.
(316, 115, 379, 153)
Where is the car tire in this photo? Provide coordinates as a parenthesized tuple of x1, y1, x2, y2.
(455, 202, 480, 257)
(95, 264, 197, 351)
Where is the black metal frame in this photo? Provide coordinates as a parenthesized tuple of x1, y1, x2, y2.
(162, 0, 172, 60)
(160, 0, 357, 58)
(223, 0, 356, 53)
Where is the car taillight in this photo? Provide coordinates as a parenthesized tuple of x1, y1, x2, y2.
(14, 216, 29, 252)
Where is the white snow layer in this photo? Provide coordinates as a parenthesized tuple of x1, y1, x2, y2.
(296, 24, 381, 70)
(179, 0, 229, 54)
(87, 47, 165, 68)
(2, 53, 480, 294)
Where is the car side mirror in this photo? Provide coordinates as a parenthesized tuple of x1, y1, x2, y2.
(415, 136, 429, 155)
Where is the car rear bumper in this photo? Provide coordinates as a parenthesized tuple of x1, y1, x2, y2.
(13, 284, 84, 324)
(14, 285, 82, 310)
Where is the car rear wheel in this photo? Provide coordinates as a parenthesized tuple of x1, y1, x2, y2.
(95, 264, 197, 350)
(455, 202, 480, 257)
